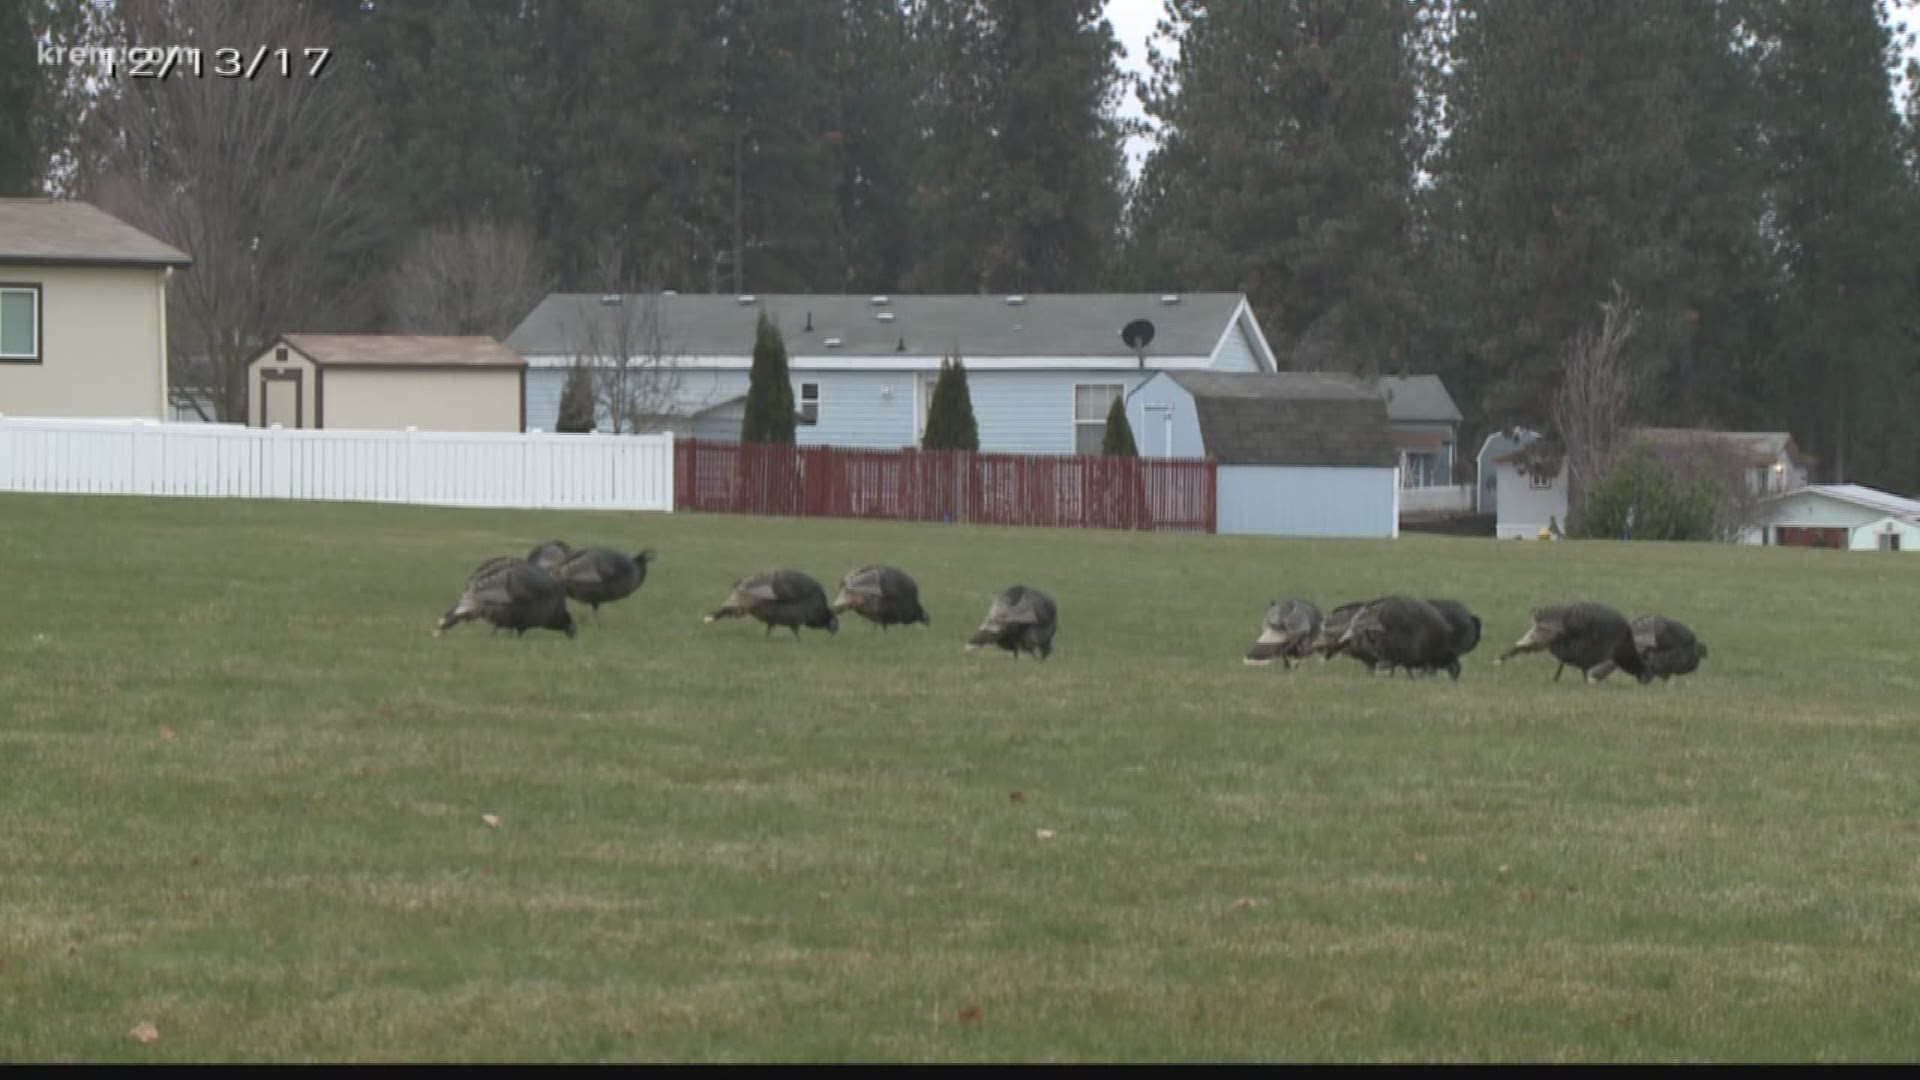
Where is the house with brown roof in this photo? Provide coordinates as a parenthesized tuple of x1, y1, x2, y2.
(0, 198, 192, 419)
(1124, 371, 1400, 538)
(246, 334, 527, 432)
(1627, 428, 1810, 497)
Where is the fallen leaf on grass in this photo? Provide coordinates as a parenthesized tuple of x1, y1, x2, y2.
(1413, 852, 1428, 864)
(1232, 898, 1258, 910)
(188, 855, 205, 867)
(157, 726, 177, 741)
(958, 1005, 983, 1023)
(1035, 829, 1055, 842)
(129, 1021, 159, 1044)
(1009, 791, 1027, 803)
(1497, 864, 1511, 876)
(481, 814, 501, 828)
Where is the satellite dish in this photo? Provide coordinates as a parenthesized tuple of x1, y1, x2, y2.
(1122, 319, 1156, 351)
(1122, 319, 1156, 368)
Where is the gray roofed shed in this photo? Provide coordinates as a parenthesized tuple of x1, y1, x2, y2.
(1167, 372, 1398, 468)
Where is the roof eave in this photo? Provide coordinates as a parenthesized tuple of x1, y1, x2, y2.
(0, 253, 192, 269)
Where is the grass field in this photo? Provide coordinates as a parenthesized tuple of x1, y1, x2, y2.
(3, 492, 1919, 1062)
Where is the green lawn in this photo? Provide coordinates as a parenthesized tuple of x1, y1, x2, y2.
(2, 493, 1919, 1062)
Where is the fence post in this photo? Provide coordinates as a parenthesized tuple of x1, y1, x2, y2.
(1205, 458, 1218, 534)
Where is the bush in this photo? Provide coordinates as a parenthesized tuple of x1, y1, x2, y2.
(741, 311, 796, 444)
(1572, 447, 1719, 541)
(1101, 395, 1137, 456)
(921, 355, 979, 451)
(556, 363, 597, 433)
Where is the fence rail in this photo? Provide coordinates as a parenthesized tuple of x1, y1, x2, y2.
(675, 439, 1216, 532)
(0, 416, 675, 511)
(1397, 483, 1474, 514)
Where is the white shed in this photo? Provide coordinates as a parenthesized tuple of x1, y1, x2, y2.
(1127, 371, 1400, 539)
(1743, 484, 1920, 551)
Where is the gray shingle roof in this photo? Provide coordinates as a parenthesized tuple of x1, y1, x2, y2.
(506, 292, 1251, 360)
(1167, 372, 1398, 468)
(0, 198, 191, 267)
(1377, 375, 1462, 423)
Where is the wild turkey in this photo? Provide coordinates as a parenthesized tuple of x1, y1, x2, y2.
(1313, 599, 1386, 670)
(831, 565, 930, 630)
(553, 547, 656, 620)
(1340, 596, 1464, 679)
(966, 586, 1058, 659)
(526, 539, 574, 572)
(1626, 614, 1707, 683)
(434, 557, 576, 639)
(703, 570, 839, 638)
(1422, 598, 1483, 676)
(1494, 602, 1644, 683)
(1244, 598, 1322, 668)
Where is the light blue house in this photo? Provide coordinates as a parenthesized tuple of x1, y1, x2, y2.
(504, 292, 1278, 450)
(1125, 371, 1401, 538)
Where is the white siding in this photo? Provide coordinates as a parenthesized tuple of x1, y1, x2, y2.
(1210, 322, 1261, 372)
(1495, 462, 1569, 539)
(1217, 465, 1398, 538)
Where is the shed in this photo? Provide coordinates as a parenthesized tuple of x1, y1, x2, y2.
(1127, 371, 1400, 538)
(247, 334, 526, 432)
(1743, 484, 1920, 551)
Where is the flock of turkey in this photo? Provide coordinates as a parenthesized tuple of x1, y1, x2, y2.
(433, 544, 1057, 657)
(1245, 594, 1707, 684)
(432, 545, 1706, 683)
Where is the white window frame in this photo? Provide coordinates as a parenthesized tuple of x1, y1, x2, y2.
(914, 374, 938, 441)
(1073, 383, 1123, 456)
(0, 284, 42, 362)
(798, 381, 819, 426)
(1527, 468, 1554, 491)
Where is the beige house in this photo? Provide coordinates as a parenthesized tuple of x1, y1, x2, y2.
(247, 334, 526, 432)
(0, 198, 191, 419)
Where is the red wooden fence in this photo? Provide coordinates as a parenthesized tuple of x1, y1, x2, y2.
(674, 439, 1216, 533)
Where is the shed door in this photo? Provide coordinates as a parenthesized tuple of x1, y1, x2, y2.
(1775, 526, 1846, 549)
(260, 371, 302, 428)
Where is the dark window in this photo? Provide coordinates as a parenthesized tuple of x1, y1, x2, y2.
(799, 383, 819, 425)
(0, 284, 41, 362)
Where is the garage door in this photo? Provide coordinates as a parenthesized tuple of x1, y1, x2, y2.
(1775, 526, 1847, 548)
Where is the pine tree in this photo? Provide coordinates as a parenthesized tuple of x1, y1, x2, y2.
(556, 363, 597, 433)
(1101, 394, 1137, 456)
(907, 0, 1129, 291)
(740, 311, 797, 444)
(921, 356, 980, 451)
(0, 0, 39, 194)
(1130, 1, 1425, 373)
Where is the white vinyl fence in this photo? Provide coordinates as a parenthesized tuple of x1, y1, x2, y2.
(0, 417, 674, 512)
(1397, 484, 1474, 514)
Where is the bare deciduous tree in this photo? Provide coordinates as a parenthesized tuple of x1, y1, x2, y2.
(1551, 282, 1644, 518)
(80, 0, 384, 423)
(389, 222, 551, 338)
(569, 245, 683, 434)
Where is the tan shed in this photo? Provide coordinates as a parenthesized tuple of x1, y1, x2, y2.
(247, 334, 526, 432)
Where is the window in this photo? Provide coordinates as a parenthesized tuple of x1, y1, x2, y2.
(1074, 383, 1122, 455)
(0, 285, 40, 362)
(916, 374, 938, 440)
(1881, 532, 1902, 552)
(799, 382, 819, 425)
(1528, 469, 1553, 491)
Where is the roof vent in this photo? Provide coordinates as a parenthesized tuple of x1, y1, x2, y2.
(896, 337, 906, 352)
(599, 294, 622, 305)
(1159, 294, 1180, 305)
(737, 294, 757, 305)
(869, 295, 890, 306)
(1006, 295, 1026, 306)
(876, 311, 896, 323)
(824, 337, 843, 348)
